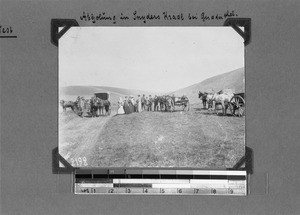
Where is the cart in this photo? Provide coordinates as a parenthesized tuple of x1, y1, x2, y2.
(172, 96, 190, 111)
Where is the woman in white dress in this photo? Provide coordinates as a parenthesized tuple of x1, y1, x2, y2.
(117, 97, 125, 115)
(137, 95, 142, 112)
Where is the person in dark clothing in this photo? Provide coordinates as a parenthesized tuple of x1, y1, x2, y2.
(123, 96, 130, 114)
(128, 95, 135, 113)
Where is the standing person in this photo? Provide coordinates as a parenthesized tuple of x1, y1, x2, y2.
(137, 95, 142, 112)
(123, 96, 130, 114)
(148, 95, 152, 111)
(145, 96, 149, 111)
(150, 95, 155, 111)
(141, 94, 146, 111)
(128, 95, 135, 113)
(133, 97, 137, 112)
(153, 95, 157, 111)
(155, 95, 161, 111)
(117, 97, 125, 115)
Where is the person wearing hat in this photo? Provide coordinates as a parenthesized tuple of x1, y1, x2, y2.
(128, 95, 135, 113)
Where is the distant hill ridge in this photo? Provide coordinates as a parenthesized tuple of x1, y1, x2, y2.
(59, 85, 161, 103)
(60, 67, 244, 104)
(172, 67, 244, 103)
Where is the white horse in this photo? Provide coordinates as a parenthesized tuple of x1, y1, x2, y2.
(211, 92, 234, 115)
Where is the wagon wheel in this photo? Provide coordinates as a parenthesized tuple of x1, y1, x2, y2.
(181, 102, 185, 111)
(230, 95, 245, 117)
(181, 101, 189, 111)
(170, 99, 175, 112)
(186, 101, 190, 111)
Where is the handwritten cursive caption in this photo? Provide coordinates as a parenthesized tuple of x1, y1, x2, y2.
(79, 10, 238, 24)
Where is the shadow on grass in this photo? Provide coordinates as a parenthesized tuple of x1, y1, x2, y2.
(201, 112, 237, 117)
(84, 114, 110, 118)
(193, 107, 207, 111)
(83, 115, 93, 118)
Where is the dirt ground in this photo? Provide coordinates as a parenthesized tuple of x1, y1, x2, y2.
(59, 103, 245, 168)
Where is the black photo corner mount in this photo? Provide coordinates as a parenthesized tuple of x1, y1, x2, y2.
(224, 17, 253, 175)
(52, 18, 253, 175)
(51, 19, 79, 47)
(52, 147, 77, 174)
(227, 146, 253, 175)
(52, 19, 79, 173)
(224, 18, 251, 46)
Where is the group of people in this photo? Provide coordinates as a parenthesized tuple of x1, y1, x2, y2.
(117, 94, 156, 115)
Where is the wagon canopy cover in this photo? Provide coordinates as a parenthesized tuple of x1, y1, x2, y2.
(95, 92, 110, 100)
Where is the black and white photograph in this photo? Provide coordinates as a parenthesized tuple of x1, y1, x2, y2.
(59, 27, 245, 168)
(2, 0, 300, 213)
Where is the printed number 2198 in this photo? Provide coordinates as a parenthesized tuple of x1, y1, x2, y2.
(70, 157, 88, 166)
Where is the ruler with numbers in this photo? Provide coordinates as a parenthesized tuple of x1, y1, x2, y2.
(74, 170, 247, 195)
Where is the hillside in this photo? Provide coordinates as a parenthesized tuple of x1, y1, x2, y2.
(59, 109, 245, 168)
(172, 67, 245, 104)
(59, 85, 161, 104)
(60, 67, 244, 105)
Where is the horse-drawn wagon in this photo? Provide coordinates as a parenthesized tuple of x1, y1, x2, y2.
(172, 95, 190, 111)
(153, 95, 189, 112)
(198, 89, 245, 116)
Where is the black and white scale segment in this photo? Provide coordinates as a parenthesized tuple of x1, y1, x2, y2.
(74, 170, 247, 195)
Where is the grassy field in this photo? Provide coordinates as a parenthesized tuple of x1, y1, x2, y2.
(59, 104, 245, 168)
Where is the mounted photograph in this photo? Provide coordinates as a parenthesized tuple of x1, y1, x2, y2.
(58, 27, 245, 168)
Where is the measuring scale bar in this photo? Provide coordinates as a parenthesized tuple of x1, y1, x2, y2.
(75, 179, 247, 195)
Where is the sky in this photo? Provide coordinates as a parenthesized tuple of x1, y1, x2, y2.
(59, 27, 244, 93)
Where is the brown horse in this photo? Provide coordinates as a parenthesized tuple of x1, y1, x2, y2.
(90, 97, 102, 117)
(97, 98, 105, 116)
(90, 97, 110, 117)
(153, 96, 174, 112)
(103, 100, 111, 116)
(153, 96, 164, 111)
(198, 91, 208, 109)
(90, 97, 97, 117)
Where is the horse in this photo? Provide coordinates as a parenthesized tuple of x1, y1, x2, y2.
(198, 91, 208, 109)
(97, 98, 105, 116)
(153, 96, 160, 111)
(60, 100, 76, 112)
(164, 96, 174, 112)
(93, 98, 104, 116)
(84, 99, 91, 110)
(90, 97, 98, 117)
(157, 96, 166, 111)
(103, 100, 111, 116)
(153, 96, 174, 112)
(90, 97, 110, 117)
(210, 91, 234, 115)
